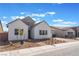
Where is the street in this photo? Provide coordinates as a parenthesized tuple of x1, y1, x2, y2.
(35, 43, 79, 56)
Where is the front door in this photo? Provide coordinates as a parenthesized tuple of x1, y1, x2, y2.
(28, 30, 31, 39)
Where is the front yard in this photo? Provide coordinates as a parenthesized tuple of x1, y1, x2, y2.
(0, 38, 73, 52)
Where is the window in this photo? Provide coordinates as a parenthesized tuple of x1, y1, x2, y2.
(45, 30, 47, 35)
(43, 30, 44, 35)
(39, 30, 41, 35)
(20, 29, 24, 35)
(39, 30, 43, 35)
(68, 32, 73, 35)
(39, 30, 48, 35)
(15, 29, 19, 35)
(14, 29, 24, 35)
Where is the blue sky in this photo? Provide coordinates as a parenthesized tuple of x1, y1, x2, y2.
(0, 3, 79, 31)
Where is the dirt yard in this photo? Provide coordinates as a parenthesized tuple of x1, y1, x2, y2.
(0, 38, 67, 52)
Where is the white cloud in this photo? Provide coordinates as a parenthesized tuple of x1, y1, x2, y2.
(52, 19, 77, 27)
(31, 11, 56, 17)
(47, 12, 56, 15)
(53, 24, 71, 27)
(2, 16, 7, 19)
(1, 20, 7, 24)
(3, 26, 8, 31)
(32, 18, 37, 21)
(52, 19, 77, 25)
(36, 18, 42, 23)
(32, 14, 46, 17)
(32, 18, 42, 23)
(53, 19, 64, 22)
(19, 16, 25, 19)
(57, 3, 63, 4)
(20, 12, 25, 15)
(62, 21, 77, 24)
(11, 16, 19, 19)
(11, 16, 25, 19)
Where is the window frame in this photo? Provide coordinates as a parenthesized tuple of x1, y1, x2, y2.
(67, 32, 73, 35)
(14, 29, 19, 35)
(39, 30, 48, 35)
(20, 29, 24, 35)
(14, 28, 24, 36)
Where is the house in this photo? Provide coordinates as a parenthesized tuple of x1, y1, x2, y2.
(7, 16, 52, 41)
(0, 20, 3, 33)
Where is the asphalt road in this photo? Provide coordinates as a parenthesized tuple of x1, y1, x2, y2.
(35, 44, 79, 56)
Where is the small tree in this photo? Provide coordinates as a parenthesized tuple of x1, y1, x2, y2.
(19, 29, 24, 45)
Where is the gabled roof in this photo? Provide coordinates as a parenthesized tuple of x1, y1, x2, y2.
(62, 27, 75, 31)
(50, 26, 64, 31)
(21, 16, 35, 25)
(50, 26, 75, 31)
(7, 16, 35, 27)
(71, 26, 79, 30)
(7, 18, 21, 27)
(32, 20, 50, 28)
(7, 16, 50, 29)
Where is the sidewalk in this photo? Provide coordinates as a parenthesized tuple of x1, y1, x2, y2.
(54, 38, 78, 42)
(0, 41, 79, 56)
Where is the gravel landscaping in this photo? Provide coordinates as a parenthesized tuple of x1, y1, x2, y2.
(0, 38, 68, 52)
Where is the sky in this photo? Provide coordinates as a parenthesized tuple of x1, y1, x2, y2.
(0, 3, 79, 31)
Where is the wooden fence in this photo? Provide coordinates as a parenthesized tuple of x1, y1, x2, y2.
(0, 32, 9, 45)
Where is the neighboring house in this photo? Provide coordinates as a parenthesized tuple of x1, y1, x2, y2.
(50, 26, 65, 38)
(0, 20, 3, 33)
(72, 26, 79, 37)
(55, 29, 65, 38)
(50, 26, 76, 38)
(7, 16, 52, 41)
(64, 28, 75, 38)
(77, 26, 79, 37)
